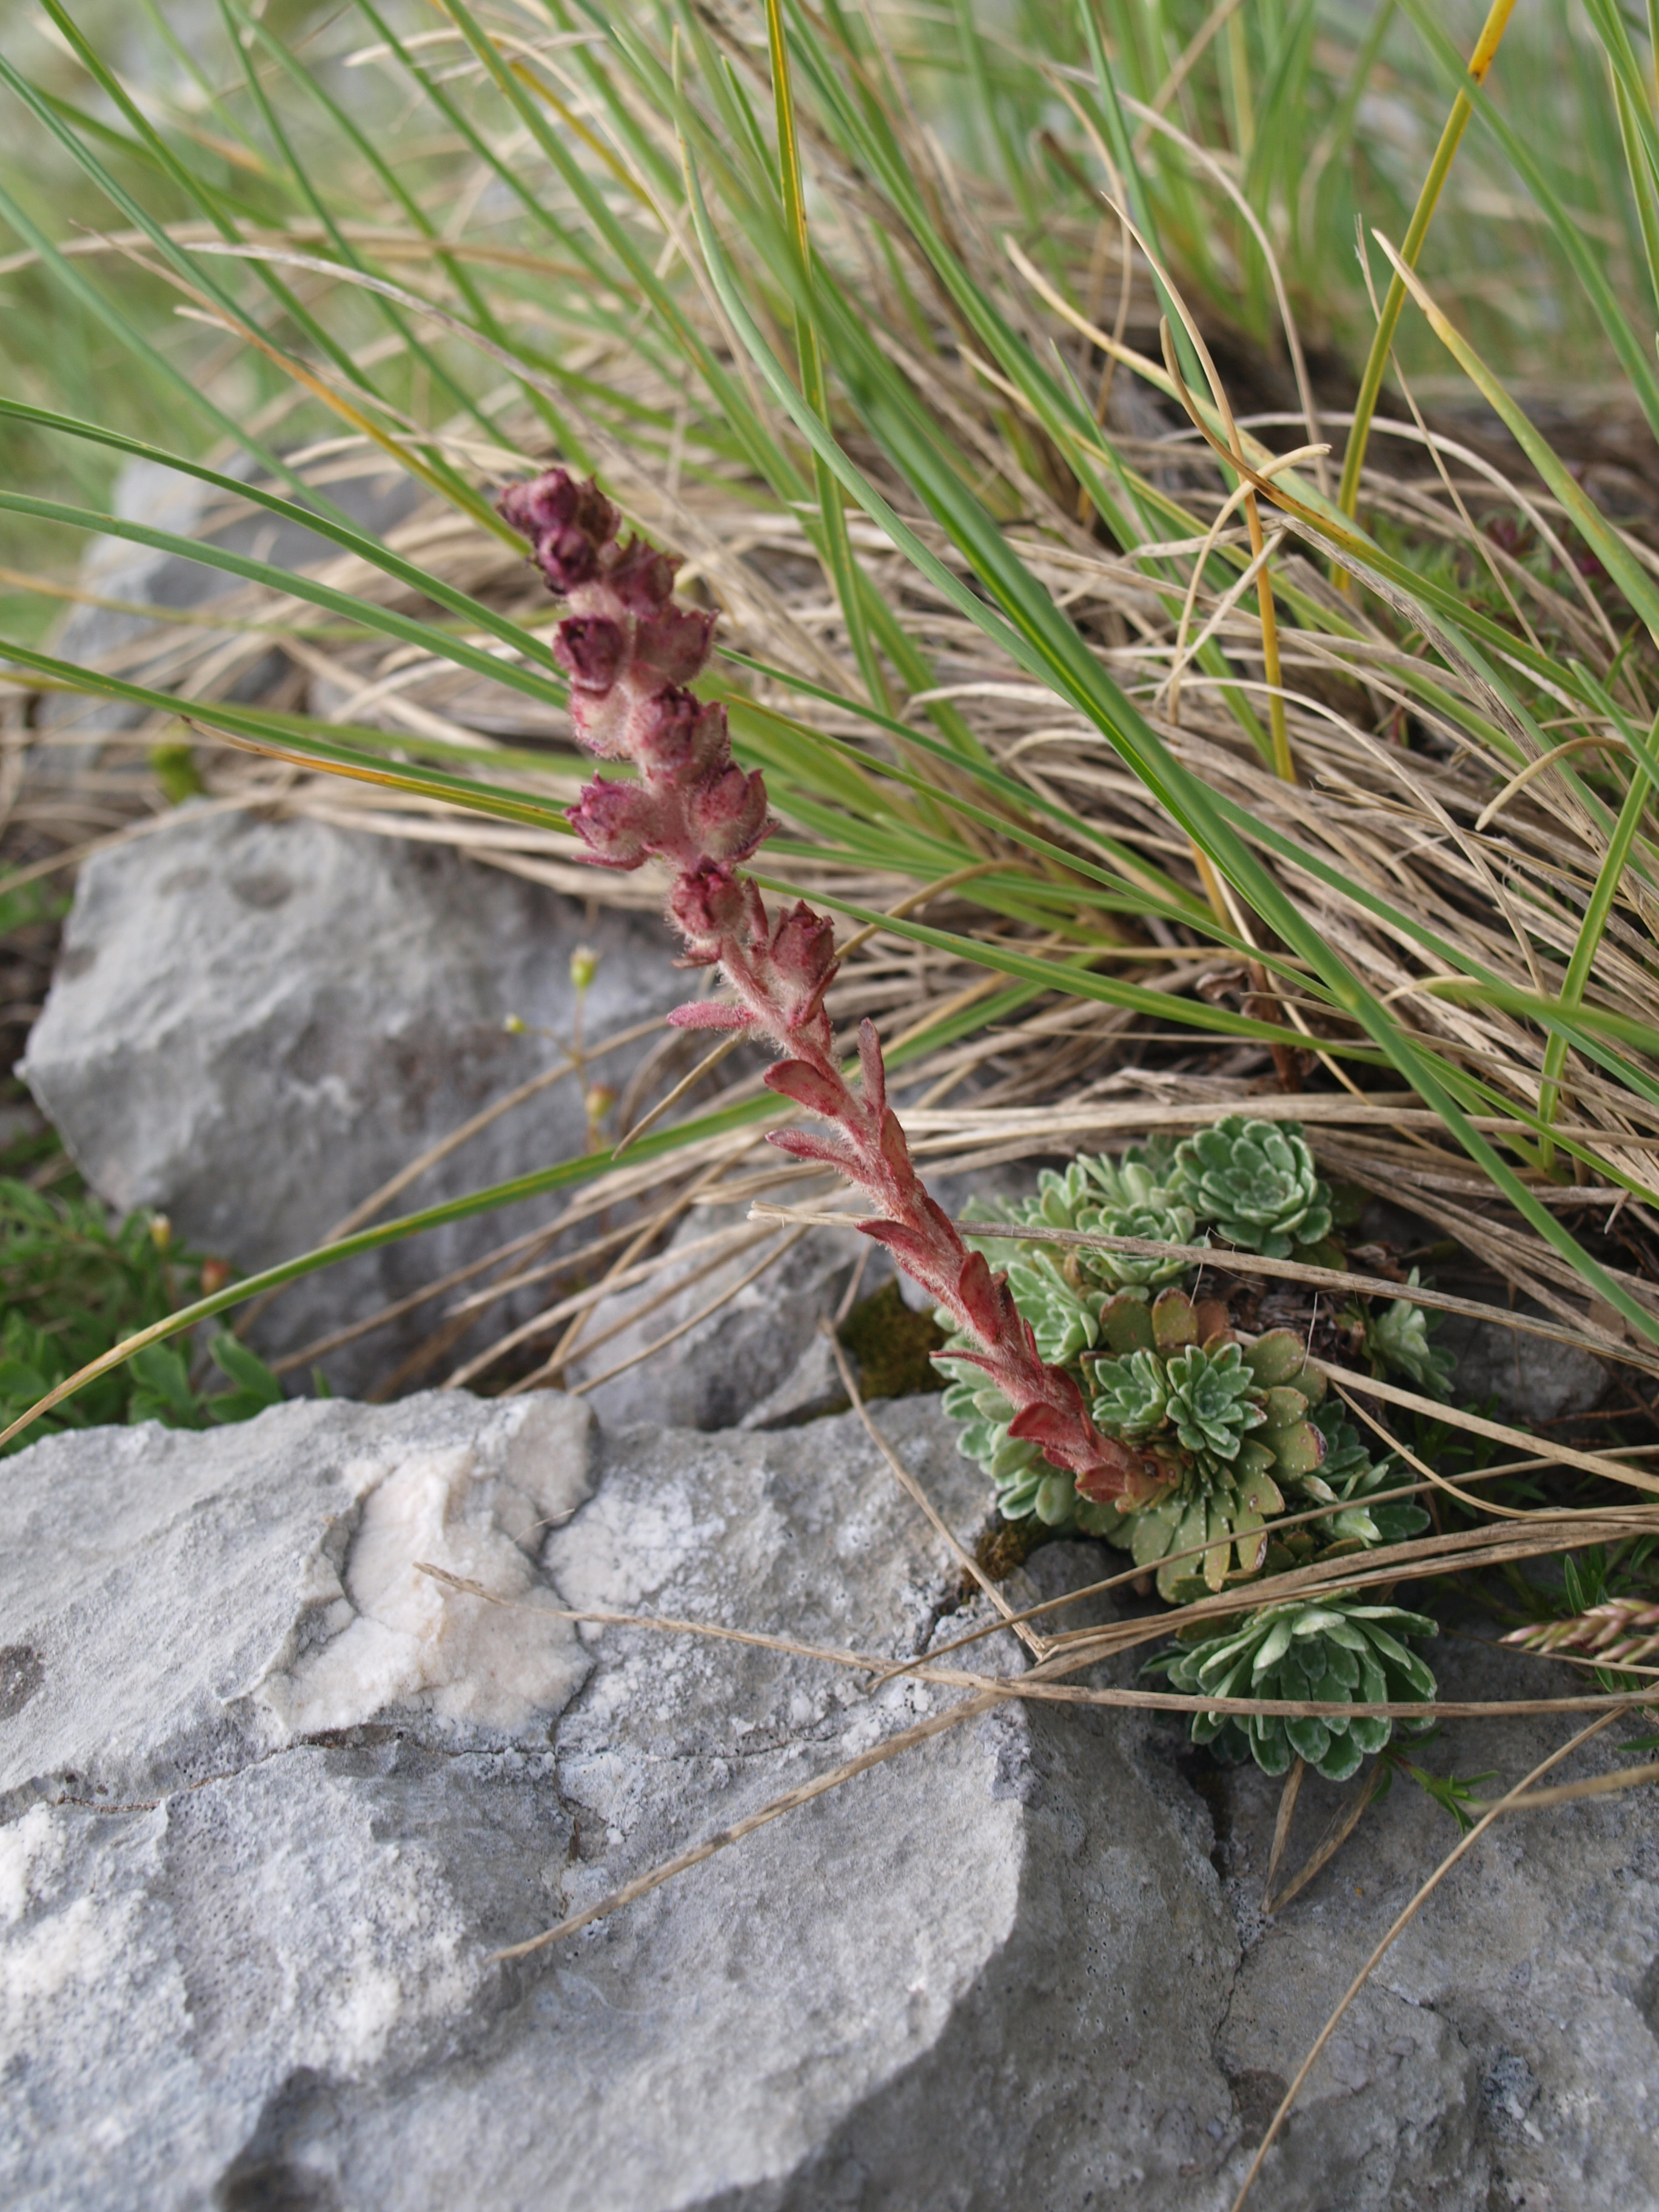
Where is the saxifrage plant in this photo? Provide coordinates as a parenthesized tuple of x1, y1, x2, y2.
(502, 466, 1159, 1514)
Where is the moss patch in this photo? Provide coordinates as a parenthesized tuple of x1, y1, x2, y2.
(836, 1277, 946, 1401)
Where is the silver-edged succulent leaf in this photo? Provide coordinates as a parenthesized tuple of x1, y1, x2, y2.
(1089, 1346, 1168, 1436)
(1150, 1594, 1439, 1781)
(1169, 1114, 1334, 1259)
(966, 1153, 1201, 1295)
(1366, 1269, 1454, 1397)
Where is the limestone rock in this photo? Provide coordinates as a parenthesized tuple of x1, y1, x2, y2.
(571, 1203, 888, 1431)
(20, 806, 686, 1391)
(35, 456, 420, 752)
(570, 1162, 1030, 1433)
(5, 1386, 1654, 2210)
(0, 1392, 596, 1811)
(0, 1389, 1245, 2211)
(1202, 1615, 1659, 2209)
(1441, 1311, 1610, 1424)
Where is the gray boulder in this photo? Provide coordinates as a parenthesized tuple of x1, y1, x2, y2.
(1207, 1617, 1659, 2210)
(20, 805, 687, 1392)
(3, 1387, 1655, 2210)
(35, 455, 420, 752)
(569, 1201, 890, 1430)
(0, 1389, 1241, 2211)
(570, 1163, 1030, 1433)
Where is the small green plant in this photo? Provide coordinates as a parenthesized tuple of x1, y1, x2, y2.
(1168, 1116, 1335, 1262)
(0, 1175, 280, 1449)
(1150, 1596, 1440, 1783)
(938, 1127, 1435, 1585)
(1090, 1294, 1333, 1598)
(1365, 1269, 1455, 1396)
(940, 1126, 1446, 1777)
(1376, 1744, 1499, 1834)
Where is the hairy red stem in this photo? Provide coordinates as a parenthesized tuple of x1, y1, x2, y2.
(500, 470, 1152, 1504)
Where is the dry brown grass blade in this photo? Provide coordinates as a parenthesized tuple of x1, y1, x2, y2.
(1261, 1755, 1305, 1903)
(1462, 1758, 1659, 1814)
(749, 1201, 1659, 1373)
(549, 1227, 809, 1397)
(1262, 1763, 1388, 1915)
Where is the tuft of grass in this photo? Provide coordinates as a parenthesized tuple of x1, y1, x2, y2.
(0, 15, 1656, 2119)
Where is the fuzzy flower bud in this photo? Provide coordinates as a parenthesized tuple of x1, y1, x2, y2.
(630, 687, 702, 776)
(688, 762, 771, 865)
(670, 863, 752, 956)
(568, 777, 657, 870)
(497, 472, 619, 593)
(569, 943, 600, 993)
(765, 901, 839, 1025)
(605, 535, 679, 611)
(635, 605, 718, 686)
(552, 615, 626, 693)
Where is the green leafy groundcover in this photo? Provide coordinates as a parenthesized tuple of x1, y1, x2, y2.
(937, 1114, 1449, 1777)
(1148, 1597, 1440, 1783)
(0, 1172, 283, 1450)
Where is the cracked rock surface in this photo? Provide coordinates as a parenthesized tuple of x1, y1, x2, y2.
(1204, 1620, 1659, 2211)
(3, 1389, 1656, 2210)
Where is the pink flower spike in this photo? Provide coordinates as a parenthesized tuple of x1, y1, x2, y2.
(500, 470, 1147, 1512)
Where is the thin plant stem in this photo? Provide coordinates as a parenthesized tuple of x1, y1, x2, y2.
(1335, 0, 1521, 523)
(1538, 722, 1655, 1167)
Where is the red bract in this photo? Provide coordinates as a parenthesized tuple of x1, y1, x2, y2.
(500, 468, 1156, 1507)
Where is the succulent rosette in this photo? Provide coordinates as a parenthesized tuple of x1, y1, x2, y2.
(952, 1159, 1200, 1367)
(1365, 1269, 1454, 1396)
(1084, 1289, 1333, 1598)
(1016, 1155, 1202, 1292)
(1168, 1114, 1333, 1259)
(1151, 1595, 1439, 1781)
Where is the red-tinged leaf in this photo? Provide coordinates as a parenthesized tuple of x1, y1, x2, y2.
(935, 1344, 996, 1382)
(763, 1057, 851, 1118)
(956, 1249, 1007, 1340)
(666, 1001, 752, 1031)
(1078, 1446, 1165, 1507)
(857, 1019, 886, 1116)
(877, 1107, 914, 1176)
(858, 1220, 937, 1278)
(1007, 1401, 1070, 1446)
(767, 1128, 856, 1170)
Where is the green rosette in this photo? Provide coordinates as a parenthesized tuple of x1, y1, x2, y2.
(1168, 1114, 1334, 1259)
(1089, 1290, 1330, 1599)
(1151, 1595, 1439, 1781)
